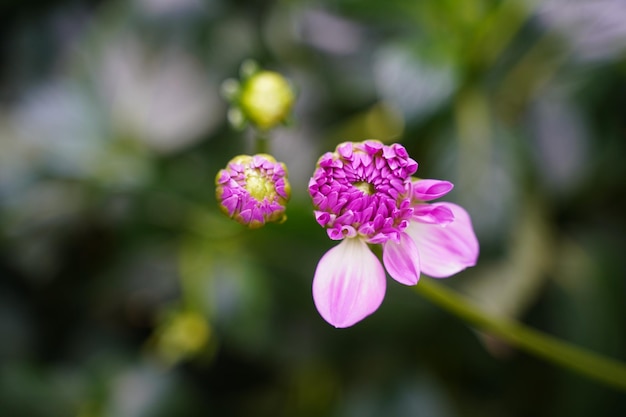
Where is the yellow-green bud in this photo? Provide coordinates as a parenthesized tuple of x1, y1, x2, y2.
(153, 311, 211, 364)
(239, 71, 295, 131)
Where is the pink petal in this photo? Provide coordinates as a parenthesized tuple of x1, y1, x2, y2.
(413, 203, 455, 226)
(406, 203, 479, 278)
(383, 233, 420, 285)
(412, 179, 454, 201)
(312, 238, 386, 328)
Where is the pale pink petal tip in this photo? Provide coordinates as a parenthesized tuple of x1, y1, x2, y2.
(412, 179, 454, 201)
(383, 233, 420, 286)
(407, 202, 479, 278)
(312, 238, 386, 328)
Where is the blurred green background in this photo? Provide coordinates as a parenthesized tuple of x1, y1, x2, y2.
(1, 0, 625, 416)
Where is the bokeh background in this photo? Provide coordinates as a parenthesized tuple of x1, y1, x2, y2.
(1, 0, 625, 416)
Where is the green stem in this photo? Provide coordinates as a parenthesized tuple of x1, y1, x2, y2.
(255, 131, 270, 154)
(414, 279, 626, 391)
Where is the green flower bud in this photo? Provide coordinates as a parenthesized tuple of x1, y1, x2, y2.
(239, 71, 295, 130)
(221, 61, 296, 131)
(152, 311, 211, 364)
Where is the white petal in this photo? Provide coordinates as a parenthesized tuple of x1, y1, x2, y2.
(312, 238, 386, 328)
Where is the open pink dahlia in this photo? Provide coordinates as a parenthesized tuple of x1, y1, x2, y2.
(309, 141, 478, 328)
(216, 154, 290, 228)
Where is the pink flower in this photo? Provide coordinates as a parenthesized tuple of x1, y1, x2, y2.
(216, 154, 291, 228)
(309, 141, 478, 327)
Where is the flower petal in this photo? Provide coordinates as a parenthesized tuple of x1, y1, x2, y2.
(406, 203, 479, 278)
(413, 203, 455, 226)
(383, 233, 420, 285)
(312, 238, 386, 328)
(411, 179, 454, 201)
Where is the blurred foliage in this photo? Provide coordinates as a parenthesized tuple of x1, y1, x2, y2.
(1, 0, 626, 416)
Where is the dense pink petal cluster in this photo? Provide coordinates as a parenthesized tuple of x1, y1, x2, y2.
(309, 141, 479, 328)
(216, 154, 290, 228)
(309, 141, 417, 243)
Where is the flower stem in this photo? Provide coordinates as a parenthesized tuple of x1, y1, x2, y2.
(413, 279, 626, 391)
(255, 130, 270, 154)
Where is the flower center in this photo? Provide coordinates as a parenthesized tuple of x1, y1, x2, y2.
(353, 181, 375, 196)
(245, 169, 275, 201)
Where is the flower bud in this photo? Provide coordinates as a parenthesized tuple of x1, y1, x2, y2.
(221, 61, 296, 131)
(239, 71, 295, 130)
(153, 311, 211, 365)
(216, 154, 291, 228)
